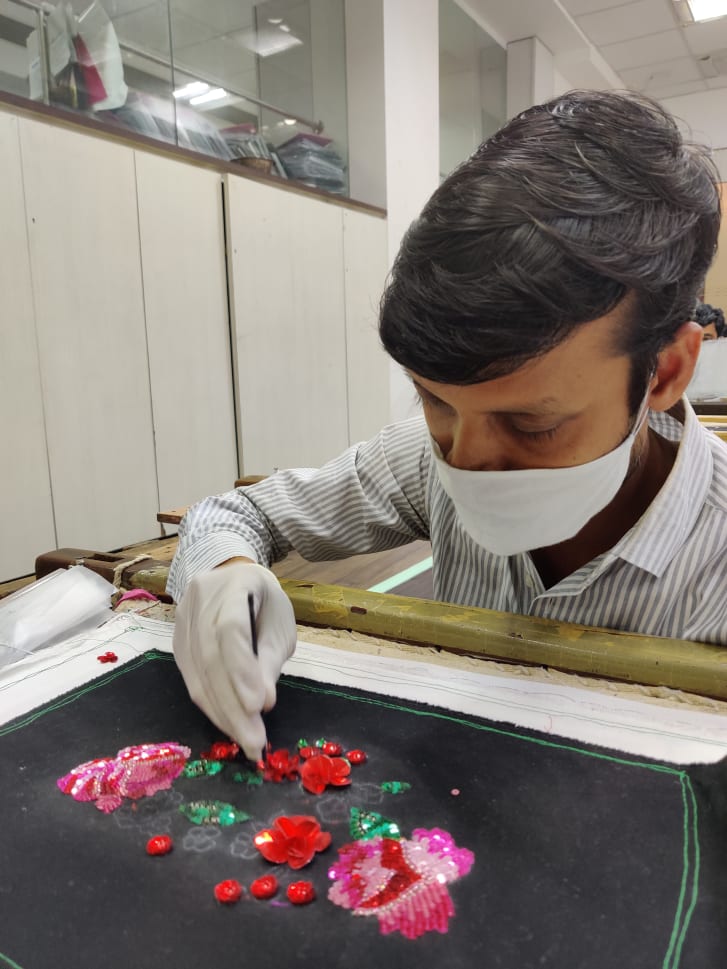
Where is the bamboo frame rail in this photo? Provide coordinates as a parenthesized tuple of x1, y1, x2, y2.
(121, 565, 727, 703)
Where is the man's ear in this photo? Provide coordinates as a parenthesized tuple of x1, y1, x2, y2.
(648, 321, 702, 412)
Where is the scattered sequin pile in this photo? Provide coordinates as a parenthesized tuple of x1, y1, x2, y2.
(56, 729, 474, 938)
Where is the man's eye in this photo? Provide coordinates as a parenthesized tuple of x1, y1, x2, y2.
(512, 425, 561, 442)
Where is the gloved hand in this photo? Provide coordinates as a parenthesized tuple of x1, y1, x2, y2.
(173, 562, 297, 761)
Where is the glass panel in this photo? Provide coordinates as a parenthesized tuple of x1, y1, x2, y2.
(439, 0, 506, 179)
(0, 0, 348, 196)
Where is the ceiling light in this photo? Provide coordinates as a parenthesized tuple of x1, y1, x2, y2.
(283, 118, 296, 125)
(189, 87, 228, 106)
(680, 0, 727, 22)
(267, 17, 283, 24)
(279, 23, 291, 32)
(173, 81, 209, 99)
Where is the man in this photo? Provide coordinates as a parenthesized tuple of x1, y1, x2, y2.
(169, 90, 726, 759)
(694, 301, 725, 341)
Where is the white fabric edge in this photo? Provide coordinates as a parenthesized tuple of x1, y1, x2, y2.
(1, 614, 726, 766)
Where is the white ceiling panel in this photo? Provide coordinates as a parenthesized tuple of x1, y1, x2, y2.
(600, 27, 690, 69)
(560, 0, 637, 14)
(575, 0, 677, 46)
(705, 74, 727, 87)
(647, 77, 707, 96)
(618, 53, 704, 86)
(173, 35, 257, 87)
(681, 18, 727, 55)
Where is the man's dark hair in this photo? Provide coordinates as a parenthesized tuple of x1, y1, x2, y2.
(694, 301, 725, 336)
(379, 90, 721, 413)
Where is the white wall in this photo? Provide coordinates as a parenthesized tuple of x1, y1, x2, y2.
(345, 0, 386, 208)
(660, 89, 727, 181)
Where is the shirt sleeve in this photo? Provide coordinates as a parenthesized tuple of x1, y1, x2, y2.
(166, 416, 432, 601)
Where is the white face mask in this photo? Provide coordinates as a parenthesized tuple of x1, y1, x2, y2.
(431, 398, 650, 557)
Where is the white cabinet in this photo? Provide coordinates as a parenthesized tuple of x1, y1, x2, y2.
(226, 176, 351, 472)
(20, 118, 159, 551)
(0, 105, 389, 583)
(342, 208, 390, 443)
(0, 113, 56, 579)
(226, 176, 390, 472)
(135, 152, 238, 512)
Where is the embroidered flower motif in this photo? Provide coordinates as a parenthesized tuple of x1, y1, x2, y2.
(57, 743, 190, 813)
(254, 815, 332, 869)
(258, 747, 300, 783)
(328, 827, 474, 939)
(299, 754, 351, 795)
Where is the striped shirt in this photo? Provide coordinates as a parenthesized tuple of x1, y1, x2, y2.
(168, 398, 727, 645)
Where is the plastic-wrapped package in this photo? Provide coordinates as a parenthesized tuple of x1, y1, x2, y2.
(0, 567, 114, 669)
(276, 133, 347, 195)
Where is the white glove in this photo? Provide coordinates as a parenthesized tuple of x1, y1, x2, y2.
(173, 562, 297, 761)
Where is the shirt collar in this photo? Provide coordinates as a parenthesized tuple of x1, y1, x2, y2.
(609, 397, 713, 577)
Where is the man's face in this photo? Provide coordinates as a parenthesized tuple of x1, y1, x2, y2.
(701, 322, 718, 341)
(411, 312, 642, 473)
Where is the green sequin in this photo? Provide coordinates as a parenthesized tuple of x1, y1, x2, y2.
(232, 769, 263, 786)
(296, 738, 310, 750)
(179, 800, 251, 826)
(315, 738, 327, 748)
(349, 808, 401, 841)
(183, 759, 224, 778)
(380, 781, 411, 795)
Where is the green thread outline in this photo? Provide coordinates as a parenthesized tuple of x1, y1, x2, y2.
(0, 652, 701, 969)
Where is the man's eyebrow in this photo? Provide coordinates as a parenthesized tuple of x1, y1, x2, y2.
(410, 380, 566, 417)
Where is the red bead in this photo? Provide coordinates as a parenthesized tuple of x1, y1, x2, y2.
(298, 746, 316, 760)
(286, 880, 315, 905)
(97, 651, 118, 664)
(250, 875, 278, 900)
(346, 749, 367, 765)
(214, 879, 243, 904)
(146, 834, 173, 856)
(321, 741, 342, 756)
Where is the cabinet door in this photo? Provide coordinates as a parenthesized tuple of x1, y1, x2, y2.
(225, 176, 349, 472)
(342, 208, 390, 443)
(135, 152, 238, 513)
(20, 118, 158, 550)
(0, 113, 56, 581)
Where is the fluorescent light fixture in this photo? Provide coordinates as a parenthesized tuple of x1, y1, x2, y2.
(682, 0, 727, 21)
(283, 118, 296, 125)
(173, 81, 209, 99)
(189, 87, 227, 106)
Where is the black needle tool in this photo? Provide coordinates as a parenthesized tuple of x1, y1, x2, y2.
(247, 592, 258, 657)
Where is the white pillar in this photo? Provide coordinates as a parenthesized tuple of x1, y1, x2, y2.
(382, 0, 440, 421)
(506, 36, 555, 120)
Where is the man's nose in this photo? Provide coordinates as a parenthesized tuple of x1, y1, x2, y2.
(445, 419, 512, 472)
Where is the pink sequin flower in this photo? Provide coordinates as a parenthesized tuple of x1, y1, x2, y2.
(57, 742, 191, 814)
(328, 827, 474, 939)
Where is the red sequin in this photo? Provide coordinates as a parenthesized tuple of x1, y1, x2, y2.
(146, 834, 173, 856)
(254, 815, 331, 869)
(321, 741, 343, 756)
(214, 879, 243, 904)
(299, 754, 351, 795)
(258, 747, 300, 782)
(201, 741, 240, 761)
(250, 875, 279, 900)
(346, 749, 367, 765)
(97, 651, 118, 664)
(287, 880, 315, 904)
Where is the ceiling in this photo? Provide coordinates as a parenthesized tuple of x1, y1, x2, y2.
(465, 0, 727, 99)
